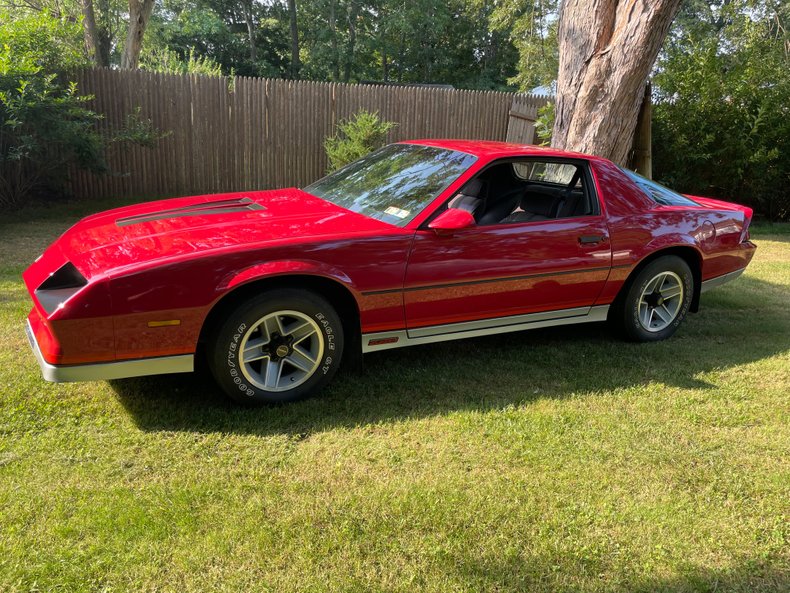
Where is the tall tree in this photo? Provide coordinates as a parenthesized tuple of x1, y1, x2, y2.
(81, 0, 110, 66)
(288, 0, 300, 77)
(242, 0, 257, 62)
(552, 0, 682, 164)
(121, 0, 155, 68)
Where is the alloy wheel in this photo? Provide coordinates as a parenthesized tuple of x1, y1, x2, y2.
(637, 271, 684, 332)
(239, 310, 324, 392)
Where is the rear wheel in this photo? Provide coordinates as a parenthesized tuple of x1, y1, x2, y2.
(615, 255, 694, 342)
(209, 289, 344, 404)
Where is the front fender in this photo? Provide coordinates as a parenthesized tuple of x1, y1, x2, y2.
(219, 259, 359, 295)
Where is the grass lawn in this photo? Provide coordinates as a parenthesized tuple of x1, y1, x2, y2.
(0, 202, 788, 592)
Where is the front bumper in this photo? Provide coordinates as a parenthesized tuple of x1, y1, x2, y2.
(25, 319, 193, 383)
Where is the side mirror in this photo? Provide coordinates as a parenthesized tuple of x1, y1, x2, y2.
(428, 208, 476, 236)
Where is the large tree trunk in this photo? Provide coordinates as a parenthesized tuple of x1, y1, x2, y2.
(243, 0, 257, 63)
(552, 0, 682, 165)
(343, 1, 358, 83)
(329, 0, 339, 80)
(121, 0, 155, 69)
(81, 0, 110, 67)
(288, 0, 300, 78)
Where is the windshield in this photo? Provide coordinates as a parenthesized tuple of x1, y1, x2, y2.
(621, 169, 699, 207)
(304, 144, 477, 226)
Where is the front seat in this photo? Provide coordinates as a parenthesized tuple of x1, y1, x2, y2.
(447, 179, 485, 219)
(477, 187, 524, 225)
(500, 192, 563, 223)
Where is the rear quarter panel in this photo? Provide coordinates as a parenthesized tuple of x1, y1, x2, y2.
(590, 160, 755, 306)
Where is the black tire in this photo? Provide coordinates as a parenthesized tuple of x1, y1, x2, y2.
(208, 289, 344, 404)
(613, 255, 694, 342)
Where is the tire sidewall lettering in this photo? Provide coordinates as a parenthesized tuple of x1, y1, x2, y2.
(630, 264, 693, 336)
(222, 306, 341, 397)
(227, 321, 254, 397)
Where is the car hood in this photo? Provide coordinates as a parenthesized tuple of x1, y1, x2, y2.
(52, 188, 393, 279)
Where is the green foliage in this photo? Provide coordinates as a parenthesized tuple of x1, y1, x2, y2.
(298, 0, 519, 90)
(0, 62, 104, 208)
(653, 0, 790, 220)
(112, 107, 171, 147)
(141, 47, 225, 77)
(0, 10, 165, 209)
(535, 101, 554, 146)
(490, 0, 558, 91)
(0, 11, 87, 72)
(0, 13, 100, 207)
(143, 0, 290, 78)
(324, 110, 396, 172)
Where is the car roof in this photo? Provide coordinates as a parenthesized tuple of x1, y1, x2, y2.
(400, 139, 608, 162)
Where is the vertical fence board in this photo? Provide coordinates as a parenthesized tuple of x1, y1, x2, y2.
(69, 69, 551, 200)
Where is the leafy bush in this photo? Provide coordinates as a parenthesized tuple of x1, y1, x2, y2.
(534, 102, 554, 146)
(652, 4, 790, 220)
(0, 67, 104, 208)
(324, 110, 396, 172)
(0, 12, 86, 73)
(0, 12, 164, 210)
(141, 47, 225, 77)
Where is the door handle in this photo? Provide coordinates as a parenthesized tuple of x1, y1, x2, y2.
(578, 234, 606, 245)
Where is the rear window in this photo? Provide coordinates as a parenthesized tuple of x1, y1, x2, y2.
(622, 169, 699, 207)
(513, 162, 578, 185)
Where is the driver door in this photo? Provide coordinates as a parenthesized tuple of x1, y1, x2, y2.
(403, 161, 612, 336)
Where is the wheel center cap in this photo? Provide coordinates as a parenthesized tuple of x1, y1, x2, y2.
(275, 345, 290, 357)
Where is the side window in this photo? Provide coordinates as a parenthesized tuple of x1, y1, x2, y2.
(473, 159, 596, 226)
(512, 162, 578, 185)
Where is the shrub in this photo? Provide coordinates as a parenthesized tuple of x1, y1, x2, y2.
(534, 102, 554, 146)
(652, 6, 790, 220)
(324, 110, 396, 172)
(141, 47, 225, 77)
(0, 44, 103, 207)
(0, 12, 164, 210)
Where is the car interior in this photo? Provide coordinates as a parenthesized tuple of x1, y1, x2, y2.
(444, 160, 597, 225)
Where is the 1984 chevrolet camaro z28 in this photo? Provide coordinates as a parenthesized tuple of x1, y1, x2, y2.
(24, 140, 756, 404)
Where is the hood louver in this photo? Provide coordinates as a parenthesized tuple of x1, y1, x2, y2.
(115, 197, 265, 227)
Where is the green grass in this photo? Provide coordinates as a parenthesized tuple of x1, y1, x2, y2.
(1, 203, 788, 592)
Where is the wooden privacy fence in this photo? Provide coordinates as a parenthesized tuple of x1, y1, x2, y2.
(70, 68, 550, 200)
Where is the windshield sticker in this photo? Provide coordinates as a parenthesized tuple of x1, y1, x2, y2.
(384, 206, 410, 219)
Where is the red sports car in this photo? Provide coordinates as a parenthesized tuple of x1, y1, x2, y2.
(24, 140, 756, 403)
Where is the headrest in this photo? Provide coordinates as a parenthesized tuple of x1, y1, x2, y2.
(460, 179, 483, 197)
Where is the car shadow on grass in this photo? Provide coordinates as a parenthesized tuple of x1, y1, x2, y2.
(451, 550, 788, 593)
(110, 273, 790, 436)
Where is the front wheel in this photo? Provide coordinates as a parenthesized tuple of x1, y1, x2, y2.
(209, 289, 344, 404)
(615, 255, 694, 342)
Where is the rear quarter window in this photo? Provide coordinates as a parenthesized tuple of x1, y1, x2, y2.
(513, 162, 578, 185)
(621, 169, 699, 207)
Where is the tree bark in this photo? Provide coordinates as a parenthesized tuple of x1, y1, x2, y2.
(552, 0, 682, 165)
(628, 82, 652, 178)
(343, 1, 358, 83)
(243, 0, 257, 63)
(329, 0, 339, 80)
(288, 0, 300, 78)
(81, 0, 110, 67)
(121, 0, 155, 69)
